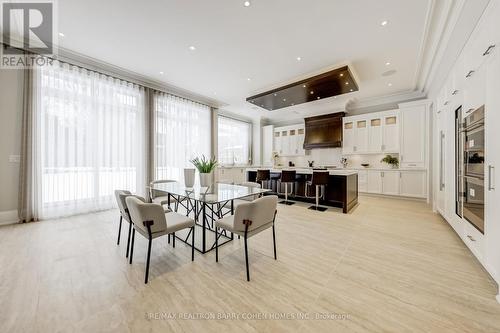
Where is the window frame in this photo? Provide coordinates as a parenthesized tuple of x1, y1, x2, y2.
(217, 115, 253, 166)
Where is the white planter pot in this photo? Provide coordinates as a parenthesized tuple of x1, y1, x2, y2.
(199, 172, 214, 187)
(184, 168, 195, 188)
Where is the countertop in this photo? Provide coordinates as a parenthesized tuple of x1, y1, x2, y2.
(345, 167, 427, 172)
(245, 167, 358, 176)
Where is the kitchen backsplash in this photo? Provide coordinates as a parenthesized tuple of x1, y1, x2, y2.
(277, 148, 400, 169)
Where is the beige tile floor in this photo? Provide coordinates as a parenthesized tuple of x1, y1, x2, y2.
(1, 195, 499, 332)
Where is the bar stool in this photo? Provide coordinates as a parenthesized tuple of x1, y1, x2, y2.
(256, 169, 271, 191)
(278, 170, 296, 205)
(306, 171, 329, 211)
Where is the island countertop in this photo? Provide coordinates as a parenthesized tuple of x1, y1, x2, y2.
(245, 168, 358, 176)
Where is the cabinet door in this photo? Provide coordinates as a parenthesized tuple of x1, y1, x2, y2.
(343, 120, 355, 154)
(296, 127, 305, 155)
(274, 131, 282, 155)
(281, 130, 290, 156)
(366, 171, 382, 193)
(382, 171, 400, 195)
(368, 118, 383, 153)
(400, 171, 427, 198)
(400, 106, 426, 168)
(383, 115, 399, 152)
(289, 129, 298, 156)
(358, 170, 368, 192)
(355, 119, 369, 153)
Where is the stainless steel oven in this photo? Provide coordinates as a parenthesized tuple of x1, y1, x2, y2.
(464, 175, 485, 233)
(460, 105, 485, 234)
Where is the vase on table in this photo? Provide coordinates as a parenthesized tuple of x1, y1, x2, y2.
(184, 168, 195, 188)
(199, 171, 214, 187)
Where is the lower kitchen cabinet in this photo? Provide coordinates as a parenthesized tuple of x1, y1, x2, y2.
(217, 167, 247, 184)
(400, 171, 427, 198)
(361, 170, 427, 199)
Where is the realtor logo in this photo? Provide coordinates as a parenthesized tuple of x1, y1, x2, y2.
(1, 0, 57, 68)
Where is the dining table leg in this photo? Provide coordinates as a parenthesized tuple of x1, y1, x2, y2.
(202, 203, 206, 253)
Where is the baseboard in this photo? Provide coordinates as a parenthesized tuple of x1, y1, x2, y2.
(0, 210, 19, 226)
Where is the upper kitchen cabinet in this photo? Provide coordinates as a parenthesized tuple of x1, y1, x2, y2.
(399, 101, 430, 169)
(272, 124, 306, 157)
(342, 110, 399, 155)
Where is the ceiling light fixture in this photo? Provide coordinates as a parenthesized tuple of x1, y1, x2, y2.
(350, 89, 353, 92)
(247, 78, 251, 81)
(388, 83, 393, 86)
(317, 97, 320, 100)
(302, 84, 306, 88)
(340, 73, 344, 77)
(381, 20, 388, 26)
(345, 81, 349, 85)
(310, 91, 314, 95)
(296, 56, 301, 61)
(243, 1, 251, 7)
(159, 71, 164, 75)
(385, 62, 391, 66)
(58, 32, 65, 37)
(189, 45, 196, 51)
(283, 98, 286, 102)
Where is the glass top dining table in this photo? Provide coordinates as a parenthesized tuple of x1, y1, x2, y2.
(150, 182, 270, 204)
(149, 182, 270, 253)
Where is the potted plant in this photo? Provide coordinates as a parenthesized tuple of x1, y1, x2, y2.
(381, 155, 399, 169)
(190, 155, 218, 187)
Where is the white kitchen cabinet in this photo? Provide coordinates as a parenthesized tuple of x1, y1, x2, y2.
(217, 167, 246, 184)
(368, 117, 383, 153)
(382, 171, 400, 195)
(400, 104, 427, 168)
(262, 125, 274, 166)
(355, 119, 369, 153)
(366, 171, 383, 193)
(400, 171, 427, 198)
(343, 119, 355, 154)
(358, 170, 368, 192)
(382, 114, 399, 152)
(274, 124, 306, 157)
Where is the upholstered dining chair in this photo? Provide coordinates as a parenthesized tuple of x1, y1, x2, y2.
(214, 195, 278, 281)
(149, 179, 177, 210)
(114, 190, 146, 258)
(125, 197, 195, 284)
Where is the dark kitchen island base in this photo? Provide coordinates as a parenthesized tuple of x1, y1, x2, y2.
(246, 170, 358, 214)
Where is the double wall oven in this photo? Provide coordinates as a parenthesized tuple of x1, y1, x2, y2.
(456, 105, 485, 233)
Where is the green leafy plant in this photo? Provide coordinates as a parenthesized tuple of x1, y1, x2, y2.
(381, 155, 399, 167)
(190, 155, 218, 173)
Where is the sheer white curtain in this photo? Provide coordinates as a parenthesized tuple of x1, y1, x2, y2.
(217, 116, 251, 165)
(154, 92, 211, 182)
(34, 61, 146, 219)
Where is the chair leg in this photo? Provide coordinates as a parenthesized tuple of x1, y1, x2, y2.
(244, 235, 250, 281)
(168, 234, 170, 244)
(215, 227, 218, 262)
(272, 224, 277, 260)
(172, 232, 175, 248)
(191, 226, 195, 261)
(126, 221, 132, 258)
(145, 238, 152, 284)
(129, 229, 135, 264)
(117, 216, 122, 245)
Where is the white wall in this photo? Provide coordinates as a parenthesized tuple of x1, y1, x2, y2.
(0, 68, 23, 223)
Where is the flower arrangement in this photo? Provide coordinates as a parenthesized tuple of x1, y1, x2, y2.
(190, 155, 218, 173)
(381, 155, 399, 168)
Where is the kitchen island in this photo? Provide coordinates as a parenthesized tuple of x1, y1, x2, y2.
(246, 168, 358, 213)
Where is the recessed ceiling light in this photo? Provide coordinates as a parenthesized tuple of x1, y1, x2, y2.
(283, 98, 286, 102)
(243, 1, 251, 7)
(302, 84, 306, 88)
(334, 96, 337, 99)
(274, 93, 277, 96)
(317, 96, 320, 100)
(345, 82, 349, 85)
(388, 83, 393, 86)
(159, 71, 164, 75)
(247, 78, 251, 81)
(339, 73, 344, 77)
(189, 45, 196, 51)
(296, 56, 302, 61)
(385, 62, 391, 66)
(58, 32, 65, 37)
(350, 89, 353, 92)
(310, 91, 314, 94)
(381, 20, 388, 26)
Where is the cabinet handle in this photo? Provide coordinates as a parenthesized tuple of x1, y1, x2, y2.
(483, 45, 496, 56)
(466, 70, 475, 78)
(381, 172, 384, 178)
(489, 165, 495, 190)
(452, 90, 459, 95)
(408, 164, 417, 167)
(467, 235, 476, 242)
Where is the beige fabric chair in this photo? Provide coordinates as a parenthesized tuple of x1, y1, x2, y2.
(215, 195, 278, 281)
(125, 197, 195, 284)
(114, 190, 146, 258)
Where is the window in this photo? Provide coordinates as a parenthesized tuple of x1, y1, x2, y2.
(36, 61, 146, 218)
(218, 116, 251, 165)
(154, 92, 211, 181)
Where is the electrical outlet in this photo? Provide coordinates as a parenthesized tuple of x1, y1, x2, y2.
(9, 155, 20, 163)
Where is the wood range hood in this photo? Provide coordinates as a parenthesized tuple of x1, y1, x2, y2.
(303, 112, 345, 149)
